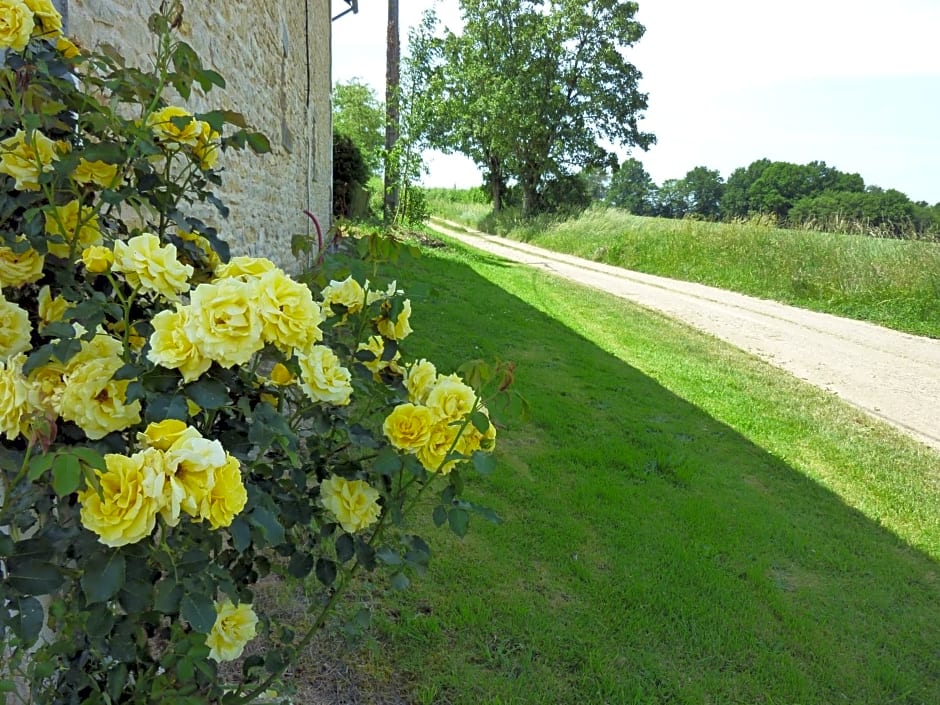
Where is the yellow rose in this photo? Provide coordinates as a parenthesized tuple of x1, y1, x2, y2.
(27, 358, 65, 413)
(59, 349, 141, 439)
(24, 0, 61, 36)
(37, 285, 70, 325)
(365, 279, 401, 306)
(0, 354, 36, 440)
(44, 199, 102, 259)
(138, 418, 189, 451)
(383, 403, 434, 452)
(72, 158, 120, 188)
(321, 276, 365, 313)
(376, 298, 413, 341)
(319, 475, 381, 534)
(206, 600, 258, 662)
(356, 335, 399, 376)
(160, 428, 226, 525)
(256, 269, 323, 352)
(185, 278, 263, 368)
(202, 453, 247, 529)
(147, 306, 212, 382)
(213, 255, 277, 280)
(81, 245, 113, 273)
(0, 293, 31, 360)
(425, 376, 477, 423)
(148, 105, 202, 145)
(194, 121, 221, 170)
(178, 230, 221, 272)
(403, 359, 437, 405)
(78, 451, 162, 547)
(0, 0, 33, 51)
(416, 419, 461, 475)
(0, 238, 44, 288)
(297, 345, 352, 406)
(0, 128, 58, 190)
(55, 34, 79, 58)
(269, 362, 294, 386)
(112, 233, 193, 300)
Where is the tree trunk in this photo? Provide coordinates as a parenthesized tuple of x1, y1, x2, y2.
(488, 155, 503, 212)
(383, 0, 400, 224)
(521, 174, 539, 218)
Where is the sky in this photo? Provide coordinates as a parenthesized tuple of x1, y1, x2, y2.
(330, 0, 940, 204)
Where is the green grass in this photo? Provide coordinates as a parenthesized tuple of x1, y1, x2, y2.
(323, 234, 940, 704)
(427, 198, 940, 338)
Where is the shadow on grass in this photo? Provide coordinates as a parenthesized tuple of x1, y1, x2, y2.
(339, 244, 939, 705)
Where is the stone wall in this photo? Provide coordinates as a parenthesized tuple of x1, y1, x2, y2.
(65, 0, 332, 272)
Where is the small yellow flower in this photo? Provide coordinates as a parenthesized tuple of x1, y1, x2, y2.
(269, 362, 294, 386)
(206, 600, 258, 662)
(403, 359, 437, 405)
(147, 306, 212, 382)
(186, 278, 263, 367)
(44, 199, 102, 259)
(148, 105, 202, 145)
(297, 345, 353, 406)
(0, 237, 44, 288)
(0, 353, 36, 440)
(78, 451, 163, 547)
(202, 453, 247, 529)
(73, 158, 120, 188)
(0, 293, 31, 361)
(383, 403, 434, 452)
(138, 418, 189, 451)
(256, 269, 323, 352)
(55, 34, 79, 58)
(194, 120, 221, 170)
(0, 0, 33, 51)
(112, 233, 193, 300)
(376, 299, 413, 341)
(320, 475, 381, 534)
(81, 245, 113, 273)
(213, 255, 277, 280)
(321, 276, 365, 313)
(37, 285, 70, 325)
(0, 128, 58, 190)
(24, 0, 61, 36)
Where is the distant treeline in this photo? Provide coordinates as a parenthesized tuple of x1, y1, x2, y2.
(438, 158, 940, 240)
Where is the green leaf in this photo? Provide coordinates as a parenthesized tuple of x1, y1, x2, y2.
(373, 447, 402, 475)
(249, 507, 285, 546)
(470, 411, 490, 434)
(315, 558, 337, 586)
(229, 517, 251, 553)
(113, 363, 144, 381)
(11, 596, 44, 646)
(145, 392, 188, 422)
(85, 603, 115, 637)
(41, 321, 75, 339)
(184, 379, 230, 409)
(52, 453, 82, 496)
(154, 578, 183, 613)
(432, 505, 447, 527)
(335, 533, 355, 563)
(70, 447, 107, 471)
(51, 337, 81, 363)
(246, 131, 271, 154)
(82, 142, 125, 164)
(287, 551, 313, 578)
(5, 559, 64, 595)
(448, 507, 470, 537)
(27, 452, 55, 481)
(181, 593, 216, 633)
(390, 572, 410, 590)
(471, 450, 497, 476)
(376, 546, 403, 566)
(81, 551, 126, 604)
(22, 343, 54, 376)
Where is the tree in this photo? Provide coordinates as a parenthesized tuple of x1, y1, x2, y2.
(384, 0, 400, 223)
(721, 158, 771, 219)
(652, 179, 690, 219)
(606, 157, 656, 215)
(681, 165, 724, 219)
(332, 79, 385, 175)
(411, 0, 654, 216)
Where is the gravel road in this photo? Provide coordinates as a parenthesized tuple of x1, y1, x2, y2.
(427, 218, 940, 452)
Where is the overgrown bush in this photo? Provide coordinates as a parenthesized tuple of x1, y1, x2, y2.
(0, 3, 508, 703)
(332, 131, 370, 219)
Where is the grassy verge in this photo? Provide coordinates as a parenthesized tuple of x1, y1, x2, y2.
(427, 198, 940, 338)
(322, 234, 940, 704)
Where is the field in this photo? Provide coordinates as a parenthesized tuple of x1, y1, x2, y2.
(426, 195, 940, 339)
(302, 234, 940, 704)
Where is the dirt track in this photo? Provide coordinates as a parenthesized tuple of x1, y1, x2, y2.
(427, 218, 940, 452)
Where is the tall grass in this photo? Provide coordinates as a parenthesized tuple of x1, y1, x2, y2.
(426, 195, 940, 338)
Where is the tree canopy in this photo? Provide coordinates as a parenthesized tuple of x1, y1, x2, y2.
(410, 0, 654, 216)
(332, 79, 385, 175)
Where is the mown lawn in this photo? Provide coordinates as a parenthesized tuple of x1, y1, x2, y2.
(308, 234, 939, 705)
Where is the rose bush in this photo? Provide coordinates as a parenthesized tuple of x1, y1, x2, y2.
(0, 3, 511, 703)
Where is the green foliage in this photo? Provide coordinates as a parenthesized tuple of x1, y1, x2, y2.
(0, 4, 505, 704)
(332, 79, 385, 175)
(409, 0, 654, 216)
(606, 157, 656, 215)
(332, 130, 370, 218)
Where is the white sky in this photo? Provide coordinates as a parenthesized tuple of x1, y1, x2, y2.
(331, 0, 940, 203)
